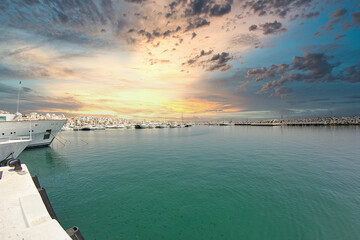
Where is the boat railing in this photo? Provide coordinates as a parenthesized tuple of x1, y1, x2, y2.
(0, 136, 31, 143)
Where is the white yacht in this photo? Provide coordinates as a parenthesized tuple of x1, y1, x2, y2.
(0, 111, 66, 148)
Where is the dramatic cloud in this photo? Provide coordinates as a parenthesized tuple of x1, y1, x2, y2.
(0, 0, 359, 119)
(185, 17, 210, 31)
(184, 0, 233, 17)
(260, 21, 287, 35)
(209, 2, 232, 17)
(247, 64, 290, 82)
(183, 51, 232, 72)
(247, 52, 345, 95)
(183, 50, 214, 66)
(249, 24, 257, 31)
(330, 8, 347, 18)
(206, 52, 233, 72)
(244, 0, 314, 18)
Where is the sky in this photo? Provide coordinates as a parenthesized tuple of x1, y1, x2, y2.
(0, 0, 359, 120)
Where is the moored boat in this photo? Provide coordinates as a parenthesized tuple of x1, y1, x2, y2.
(0, 111, 66, 148)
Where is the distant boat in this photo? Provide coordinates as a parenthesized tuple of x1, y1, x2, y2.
(125, 124, 134, 129)
(134, 124, 147, 129)
(106, 125, 119, 129)
(250, 123, 281, 126)
(61, 125, 73, 131)
(94, 125, 106, 130)
(80, 125, 93, 131)
(219, 122, 231, 126)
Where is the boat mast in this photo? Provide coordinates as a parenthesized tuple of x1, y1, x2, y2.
(16, 81, 21, 114)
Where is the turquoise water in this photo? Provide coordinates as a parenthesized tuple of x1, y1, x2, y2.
(20, 126, 360, 240)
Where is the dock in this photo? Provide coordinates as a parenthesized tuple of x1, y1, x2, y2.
(0, 164, 83, 239)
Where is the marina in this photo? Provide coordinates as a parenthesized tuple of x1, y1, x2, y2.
(61, 115, 360, 131)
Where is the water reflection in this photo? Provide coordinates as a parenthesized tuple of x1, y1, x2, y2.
(19, 146, 70, 175)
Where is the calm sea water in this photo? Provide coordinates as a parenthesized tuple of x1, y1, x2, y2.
(20, 126, 360, 240)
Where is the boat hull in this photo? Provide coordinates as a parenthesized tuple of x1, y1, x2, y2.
(0, 120, 66, 148)
(0, 139, 30, 161)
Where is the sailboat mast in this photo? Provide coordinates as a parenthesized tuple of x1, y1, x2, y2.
(16, 81, 21, 113)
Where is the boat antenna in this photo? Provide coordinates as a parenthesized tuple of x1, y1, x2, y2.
(16, 81, 21, 114)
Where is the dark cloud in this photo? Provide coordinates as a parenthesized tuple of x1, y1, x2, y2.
(182, 50, 213, 66)
(247, 52, 345, 95)
(248, 24, 257, 31)
(163, 26, 181, 38)
(209, 2, 232, 17)
(322, 8, 351, 31)
(136, 26, 181, 41)
(183, 0, 233, 17)
(184, 0, 211, 16)
(351, 11, 360, 24)
(191, 32, 197, 39)
(330, 8, 347, 18)
(301, 11, 319, 19)
(206, 52, 233, 72)
(340, 64, 360, 83)
(247, 64, 290, 81)
(185, 17, 210, 31)
(334, 34, 346, 40)
(137, 29, 153, 42)
(244, 0, 314, 18)
(166, 0, 187, 18)
(260, 21, 287, 35)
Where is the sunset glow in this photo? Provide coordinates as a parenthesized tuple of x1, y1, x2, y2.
(1, 0, 359, 119)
